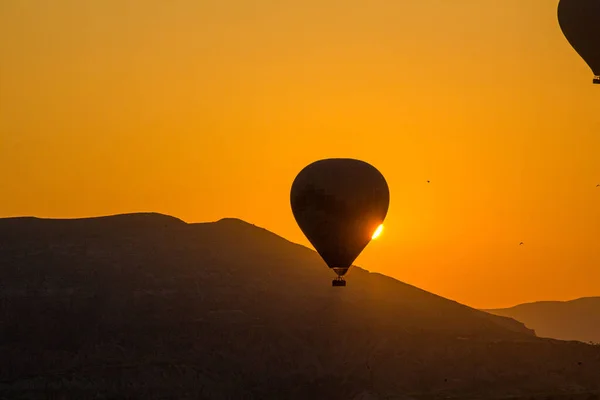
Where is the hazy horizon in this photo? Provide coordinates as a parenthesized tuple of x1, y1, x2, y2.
(2, 0, 599, 309)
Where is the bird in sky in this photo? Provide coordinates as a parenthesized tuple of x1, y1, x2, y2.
(519, 242, 524, 245)
(596, 184, 599, 187)
(427, 180, 430, 183)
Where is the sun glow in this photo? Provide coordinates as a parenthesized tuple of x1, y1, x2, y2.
(372, 224, 384, 240)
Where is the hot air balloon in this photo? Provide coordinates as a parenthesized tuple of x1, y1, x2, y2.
(290, 158, 390, 287)
(558, 0, 600, 84)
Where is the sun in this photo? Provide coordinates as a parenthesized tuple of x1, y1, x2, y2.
(371, 224, 384, 240)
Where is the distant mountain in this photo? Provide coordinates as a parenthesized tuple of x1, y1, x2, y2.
(1, 213, 599, 399)
(484, 297, 600, 344)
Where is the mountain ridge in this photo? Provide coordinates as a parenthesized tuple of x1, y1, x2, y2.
(1, 212, 599, 399)
(485, 296, 600, 309)
(485, 297, 600, 344)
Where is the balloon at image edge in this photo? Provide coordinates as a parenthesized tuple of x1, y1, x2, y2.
(557, 0, 600, 84)
(290, 158, 390, 282)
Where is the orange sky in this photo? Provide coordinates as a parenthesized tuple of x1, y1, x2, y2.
(1, 0, 599, 309)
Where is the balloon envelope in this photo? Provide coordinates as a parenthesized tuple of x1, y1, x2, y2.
(558, 0, 600, 82)
(290, 158, 390, 276)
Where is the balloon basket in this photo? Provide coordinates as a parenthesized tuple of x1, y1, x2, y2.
(332, 278, 346, 287)
(594, 76, 600, 84)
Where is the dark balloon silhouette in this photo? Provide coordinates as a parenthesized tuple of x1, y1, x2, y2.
(558, 0, 600, 84)
(290, 158, 390, 286)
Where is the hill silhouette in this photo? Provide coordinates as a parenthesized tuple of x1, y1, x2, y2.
(1, 213, 599, 399)
(485, 297, 600, 344)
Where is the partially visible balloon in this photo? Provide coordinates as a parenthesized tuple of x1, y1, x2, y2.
(558, 0, 600, 84)
(290, 158, 390, 286)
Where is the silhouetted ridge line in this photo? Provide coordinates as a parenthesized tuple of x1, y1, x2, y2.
(484, 297, 600, 343)
(1, 212, 599, 398)
(192, 217, 313, 250)
(0, 212, 186, 226)
(484, 296, 600, 310)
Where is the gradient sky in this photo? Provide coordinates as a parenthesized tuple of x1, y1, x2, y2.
(1, 0, 599, 309)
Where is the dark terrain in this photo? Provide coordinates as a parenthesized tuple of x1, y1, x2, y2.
(1, 213, 599, 399)
(485, 297, 600, 344)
